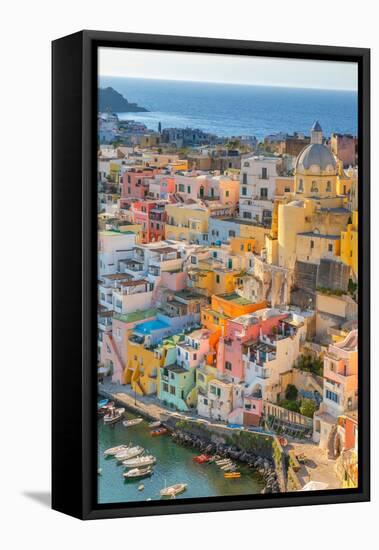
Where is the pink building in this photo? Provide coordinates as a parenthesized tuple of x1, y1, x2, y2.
(160, 270, 187, 291)
(330, 133, 356, 168)
(148, 175, 176, 199)
(121, 167, 160, 199)
(216, 309, 288, 382)
(131, 200, 167, 243)
(173, 173, 239, 206)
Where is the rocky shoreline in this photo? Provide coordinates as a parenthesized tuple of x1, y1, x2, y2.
(171, 429, 281, 494)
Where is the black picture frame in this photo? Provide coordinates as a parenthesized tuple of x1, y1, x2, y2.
(52, 30, 370, 520)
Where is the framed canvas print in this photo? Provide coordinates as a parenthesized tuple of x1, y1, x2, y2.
(52, 31, 370, 520)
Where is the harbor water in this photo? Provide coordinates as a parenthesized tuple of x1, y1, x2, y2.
(98, 410, 265, 504)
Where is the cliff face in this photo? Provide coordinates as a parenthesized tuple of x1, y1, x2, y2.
(98, 87, 148, 112)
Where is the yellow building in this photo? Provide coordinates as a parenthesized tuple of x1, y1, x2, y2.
(341, 211, 358, 280)
(195, 363, 218, 397)
(124, 335, 177, 396)
(188, 262, 244, 297)
(230, 236, 256, 255)
(139, 134, 161, 147)
(165, 203, 210, 242)
(239, 223, 270, 253)
(273, 122, 351, 270)
(109, 162, 121, 183)
(170, 160, 189, 172)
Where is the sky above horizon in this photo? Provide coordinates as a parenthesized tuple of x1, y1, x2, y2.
(99, 47, 358, 92)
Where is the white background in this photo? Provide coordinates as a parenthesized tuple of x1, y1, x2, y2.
(1, 0, 376, 548)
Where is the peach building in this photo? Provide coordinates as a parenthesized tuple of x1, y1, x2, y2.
(121, 167, 160, 199)
(313, 329, 358, 450)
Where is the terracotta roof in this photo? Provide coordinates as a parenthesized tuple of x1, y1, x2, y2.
(119, 279, 149, 287)
(103, 273, 132, 280)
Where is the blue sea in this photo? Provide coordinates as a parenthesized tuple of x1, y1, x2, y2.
(99, 76, 357, 140)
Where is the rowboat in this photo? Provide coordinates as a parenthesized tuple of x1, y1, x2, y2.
(122, 455, 156, 468)
(208, 455, 220, 463)
(216, 459, 232, 466)
(160, 483, 187, 498)
(193, 454, 211, 464)
(148, 421, 161, 429)
(123, 418, 143, 427)
(123, 467, 153, 480)
(115, 446, 144, 461)
(104, 444, 129, 457)
(151, 427, 168, 436)
(221, 463, 236, 471)
(224, 472, 241, 479)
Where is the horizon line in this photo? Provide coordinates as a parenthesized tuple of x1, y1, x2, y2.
(99, 74, 357, 93)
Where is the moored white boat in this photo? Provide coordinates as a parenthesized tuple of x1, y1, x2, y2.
(115, 445, 144, 461)
(160, 483, 187, 498)
(104, 444, 129, 457)
(122, 418, 143, 427)
(123, 466, 153, 479)
(122, 455, 156, 468)
(103, 407, 125, 425)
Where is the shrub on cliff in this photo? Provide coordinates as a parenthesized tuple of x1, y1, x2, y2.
(299, 398, 317, 418)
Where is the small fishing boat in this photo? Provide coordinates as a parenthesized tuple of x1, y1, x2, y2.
(151, 427, 168, 436)
(193, 454, 211, 464)
(123, 467, 153, 480)
(123, 418, 143, 427)
(160, 483, 187, 498)
(122, 455, 156, 468)
(98, 399, 109, 408)
(115, 445, 144, 462)
(97, 468, 102, 475)
(148, 421, 161, 429)
(224, 472, 241, 479)
(103, 407, 125, 425)
(104, 444, 129, 457)
(138, 484, 144, 491)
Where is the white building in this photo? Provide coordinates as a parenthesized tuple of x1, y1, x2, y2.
(176, 328, 211, 369)
(242, 312, 307, 404)
(197, 378, 234, 422)
(239, 156, 280, 224)
(98, 230, 137, 277)
(112, 279, 154, 315)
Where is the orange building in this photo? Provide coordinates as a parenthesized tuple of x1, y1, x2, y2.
(201, 292, 267, 349)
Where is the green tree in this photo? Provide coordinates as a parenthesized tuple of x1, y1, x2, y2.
(280, 400, 300, 413)
(299, 399, 317, 418)
(285, 384, 298, 401)
(295, 354, 323, 376)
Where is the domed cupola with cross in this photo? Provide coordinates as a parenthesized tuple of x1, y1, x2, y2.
(294, 121, 338, 198)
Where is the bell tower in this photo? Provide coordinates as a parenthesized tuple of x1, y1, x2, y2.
(310, 120, 323, 144)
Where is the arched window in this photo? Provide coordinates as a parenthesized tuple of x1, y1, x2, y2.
(311, 180, 318, 193)
(298, 178, 304, 193)
(326, 180, 332, 193)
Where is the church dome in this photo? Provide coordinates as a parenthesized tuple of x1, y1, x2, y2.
(296, 143, 337, 175)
